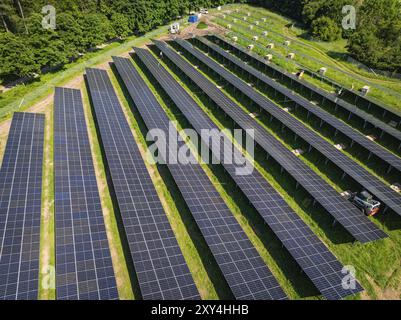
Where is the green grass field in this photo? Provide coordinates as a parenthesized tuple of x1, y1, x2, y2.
(0, 3, 401, 301)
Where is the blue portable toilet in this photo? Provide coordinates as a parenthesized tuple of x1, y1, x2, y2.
(188, 15, 199, 23)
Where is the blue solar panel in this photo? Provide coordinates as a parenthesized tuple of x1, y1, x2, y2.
(54, 87, 119, 300)
(113, 55, 288, 300)
(85, 68, 200, 300)
(0, 112, 44, 300)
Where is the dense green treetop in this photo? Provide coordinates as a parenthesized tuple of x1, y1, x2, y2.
(0, 0, 399, 82)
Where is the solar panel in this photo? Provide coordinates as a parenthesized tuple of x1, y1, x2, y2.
(195, 36, 401, 173)
(0, 112, 44, 300)
(113, 56, 288, 300)
(173, 38, 401, 219)
(210, 34, 401, 147)
(85, 68, 199, 300)
(54, 87, 118, 300)
(126, 53, 364, 300)
(151, 39, 387, 243)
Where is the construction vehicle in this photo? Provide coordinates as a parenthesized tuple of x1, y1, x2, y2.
(342, 190, 381, 216)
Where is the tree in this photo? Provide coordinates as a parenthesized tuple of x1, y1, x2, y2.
(56, 13, 85, 56)
(0, 32, 39, 79)
(81, 13, 116, 48)
(111, 13, 130, 39)
(302, 0, 324, 25)
(347, 0, 401, 71)
(24, 14, 71, 70)
(311, 16, 342, 41)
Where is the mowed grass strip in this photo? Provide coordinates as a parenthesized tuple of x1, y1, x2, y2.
(38, 102, 55, 300)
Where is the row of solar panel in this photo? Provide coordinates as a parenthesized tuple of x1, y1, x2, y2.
(170, 37, 401, 219)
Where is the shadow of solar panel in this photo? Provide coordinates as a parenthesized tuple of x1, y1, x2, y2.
(209, 35, 401, 147)
(174, 37, 401, 220)
(112, 55, 287, 300)
(84, 68, 199, 300)
(54, 87, 118, 300)
(153, 39, 388, 243)
(128, 51, 364, 300)
(0, 112, 44, 300)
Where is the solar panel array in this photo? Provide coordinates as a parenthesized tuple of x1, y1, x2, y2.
(113, 55, 287, 300)
(85, 68, 199, 300)
(195, 36, 401, 173)
(152, 39, 387, 243)
(129, 52, 364, 300)
(174, 38, 401, 218)
(210, 34, 401, 147)
(0, 112, 44, 300)
(54, 87, 118, 300)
